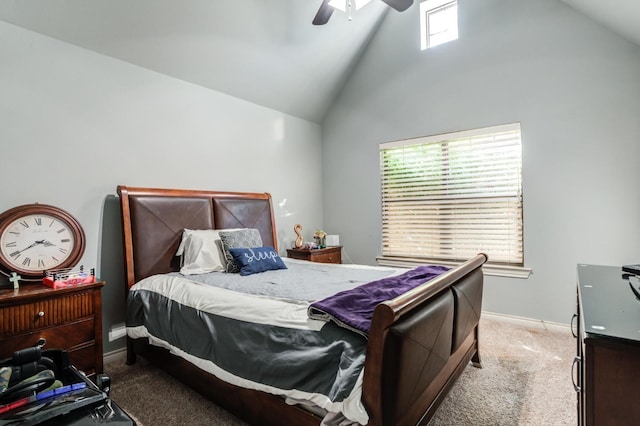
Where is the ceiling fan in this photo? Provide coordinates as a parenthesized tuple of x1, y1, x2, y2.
(313, 0, 414, 25)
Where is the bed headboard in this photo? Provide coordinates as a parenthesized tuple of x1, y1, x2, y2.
(117, 185, 277, 288)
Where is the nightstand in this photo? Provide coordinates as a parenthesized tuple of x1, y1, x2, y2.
(286, 246, 342, 264)
(0, 280, 104, 376)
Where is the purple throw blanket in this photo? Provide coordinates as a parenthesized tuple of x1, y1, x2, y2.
(308, 265, 450, 338)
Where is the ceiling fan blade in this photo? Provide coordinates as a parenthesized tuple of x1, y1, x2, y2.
(380, 0, 414, 12)
(313, 0, 334, 25)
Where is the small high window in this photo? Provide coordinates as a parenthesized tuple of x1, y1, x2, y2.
(420, 0, 458, 50)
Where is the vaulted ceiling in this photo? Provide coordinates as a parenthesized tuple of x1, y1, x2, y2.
(1, 0, 639, 124)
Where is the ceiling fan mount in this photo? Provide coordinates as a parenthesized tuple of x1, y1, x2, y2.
(312, 0, 414, 25)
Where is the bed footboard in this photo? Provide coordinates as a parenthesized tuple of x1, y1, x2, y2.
(362, 253, 487, 426)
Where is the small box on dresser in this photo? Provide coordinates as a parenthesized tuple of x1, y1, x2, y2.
(0, 280, 104, 376)
(286, 246, 342, 264)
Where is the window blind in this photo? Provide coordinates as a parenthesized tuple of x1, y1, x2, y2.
(380, 123, 523, 266)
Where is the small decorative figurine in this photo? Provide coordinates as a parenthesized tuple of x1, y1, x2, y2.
(294, 224, 304, 248)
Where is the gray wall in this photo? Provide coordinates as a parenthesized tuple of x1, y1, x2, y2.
(0, 21, 323, 353)
(322, 0, 640, 324)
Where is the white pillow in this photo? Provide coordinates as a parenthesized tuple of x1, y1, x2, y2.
(175, 229, 241, 275)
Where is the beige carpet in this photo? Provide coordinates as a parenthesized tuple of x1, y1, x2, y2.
(105, 316, 576, 425)
(429, 317, 575, 425)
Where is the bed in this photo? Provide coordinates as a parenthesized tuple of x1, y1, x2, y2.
(117, 185, 487, 426)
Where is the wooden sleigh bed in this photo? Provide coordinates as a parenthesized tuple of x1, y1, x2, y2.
(117, 185, 487, 426)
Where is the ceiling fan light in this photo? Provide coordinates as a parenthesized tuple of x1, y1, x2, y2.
(328, 0, 373, 12)
(328, 0, 346, 12)
(355, 0, 373, 10)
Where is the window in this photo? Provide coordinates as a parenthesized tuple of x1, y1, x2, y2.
(420, 0, 458, 50)
(379, 123, 525, 274)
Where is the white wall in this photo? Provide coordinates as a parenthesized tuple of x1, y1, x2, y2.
(322, 0, 640, 324)
(0, 21, 323, 352)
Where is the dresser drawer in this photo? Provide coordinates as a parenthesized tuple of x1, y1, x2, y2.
(311, 251, 341, 264)
(0, 291, 95, 337)
(0, 318, 95, 359)
(287, 246, 342, 264)
(68, 343, 98, 375)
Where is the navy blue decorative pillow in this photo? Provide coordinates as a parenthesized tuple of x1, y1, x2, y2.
(228, 247, 288, 276)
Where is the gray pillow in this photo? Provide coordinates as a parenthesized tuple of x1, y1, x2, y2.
(219, 228, 264, 273)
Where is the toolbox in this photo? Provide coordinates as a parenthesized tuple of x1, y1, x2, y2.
(0, 348, 135, 425)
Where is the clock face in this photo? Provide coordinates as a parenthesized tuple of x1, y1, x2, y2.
(0, 204, 85, 277)
(0, 214, 75, 272)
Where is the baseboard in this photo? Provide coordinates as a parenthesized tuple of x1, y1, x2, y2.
(482, 311, 571, 333)
(104, 347, 127, 365)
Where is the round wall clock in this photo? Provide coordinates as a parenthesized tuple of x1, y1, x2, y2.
(0, 203, 86, 278)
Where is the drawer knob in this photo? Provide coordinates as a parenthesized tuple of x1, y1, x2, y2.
(36, 311, 45, 318)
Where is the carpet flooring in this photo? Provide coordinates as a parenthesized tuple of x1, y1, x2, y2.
(105, 316, 576, 425)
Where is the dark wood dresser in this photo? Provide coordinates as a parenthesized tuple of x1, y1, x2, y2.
(0, 280, 104, 376)
(575, 265, 640, 425)
(286, 246, 342, 264)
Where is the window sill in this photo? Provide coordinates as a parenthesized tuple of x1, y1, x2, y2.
(376, 256, 532, 279)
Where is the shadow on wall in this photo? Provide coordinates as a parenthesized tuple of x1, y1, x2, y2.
(99, 194, 127, 354)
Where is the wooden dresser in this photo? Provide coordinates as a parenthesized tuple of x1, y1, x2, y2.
(575, 265, 640, 425)
(286, 246, 342, 264)
(0, 281, 104, 376)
